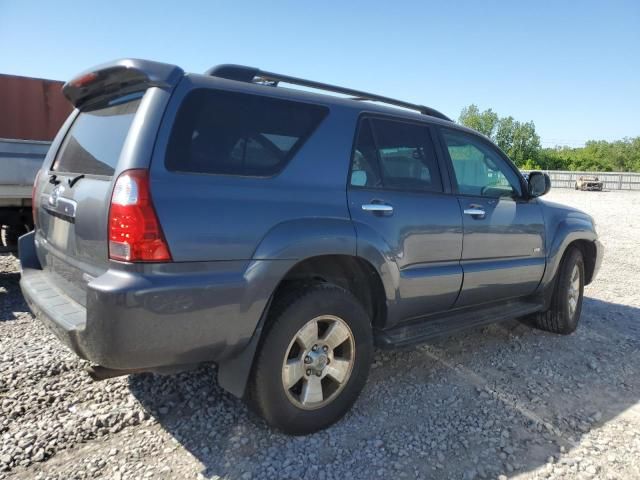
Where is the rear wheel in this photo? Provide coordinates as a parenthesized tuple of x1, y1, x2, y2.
(249, 283, 373, 435)
(534, 247, 584, 334)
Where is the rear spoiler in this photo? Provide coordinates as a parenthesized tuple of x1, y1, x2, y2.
(63, 59, 184, 108)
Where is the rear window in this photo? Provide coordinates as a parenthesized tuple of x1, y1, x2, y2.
(52, 94, 142, 176)
(165, 89, 328, 176)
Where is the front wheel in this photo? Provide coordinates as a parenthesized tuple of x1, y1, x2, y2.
(534, 247, 584, 334)
(249, 283, 373, 435)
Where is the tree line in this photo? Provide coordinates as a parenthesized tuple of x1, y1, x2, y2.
(458, 104, 640, 172)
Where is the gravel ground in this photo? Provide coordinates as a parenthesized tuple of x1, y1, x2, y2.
(1, 189, 639, 480)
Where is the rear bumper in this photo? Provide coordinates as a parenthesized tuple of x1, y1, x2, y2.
(21, 265, 89, 356)
(18, 231, 285, 370)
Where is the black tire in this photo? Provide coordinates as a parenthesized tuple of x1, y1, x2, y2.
(534, 247, 584, 334)
(0, 224, 29, 250)
(249, 283, 373, 435)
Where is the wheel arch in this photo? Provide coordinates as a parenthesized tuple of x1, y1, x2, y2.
(217, 217, 396, 398)
(542, 210, 597, 282)
(569, 239, 597, 285)
(269, 254, 388, 330)
(539, 225, 599, 310)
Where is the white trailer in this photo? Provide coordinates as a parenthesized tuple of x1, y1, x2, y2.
(0, 138, 50, 248)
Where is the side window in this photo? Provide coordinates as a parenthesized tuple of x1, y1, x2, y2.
(166, 89, 327, 176)
(372, 119, 442, 192)
(350, 119, 382, 187)
(441, 129, 521, 198)
(229, 135, 282, 171)
(349, 117, 443, 193)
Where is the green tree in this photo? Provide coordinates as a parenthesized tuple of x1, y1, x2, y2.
(458, 104, 499, 138)
(494, 116, 515, 152)
(508, 120, 541, 167)
(459, 104, 640, 172)
(537, 137, 640, 172)
(459, 107, 541, 168)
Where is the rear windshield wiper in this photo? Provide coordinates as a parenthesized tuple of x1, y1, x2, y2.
(68, 174, 85, 188)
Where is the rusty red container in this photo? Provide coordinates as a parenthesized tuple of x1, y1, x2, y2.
(0, 74, 73, 141)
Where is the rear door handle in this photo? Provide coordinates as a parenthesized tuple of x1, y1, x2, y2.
(362, 204, 393, 214)
(463, 208, 485, 218)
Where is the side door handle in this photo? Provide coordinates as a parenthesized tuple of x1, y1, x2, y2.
(463, 206, 485, 218)
(362, 203, 393, 214)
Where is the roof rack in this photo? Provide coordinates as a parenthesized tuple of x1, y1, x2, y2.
(205, 64, 452, 122)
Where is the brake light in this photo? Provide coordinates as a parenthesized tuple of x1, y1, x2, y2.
(108, 169, 172, 262)
(70, 72, 98, 88)
(32, 170, 42, 228)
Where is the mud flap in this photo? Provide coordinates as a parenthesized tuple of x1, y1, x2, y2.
(18, 231, 40, 270)
(216, 297, 272, 398)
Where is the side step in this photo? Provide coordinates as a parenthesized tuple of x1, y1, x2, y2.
(376, 300, 542, 348)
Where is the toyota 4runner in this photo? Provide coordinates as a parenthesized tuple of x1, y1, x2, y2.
(20, 59, 603, 434)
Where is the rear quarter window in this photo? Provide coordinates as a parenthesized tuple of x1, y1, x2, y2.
(165, 89, 328, 176)
(52, 94, 142, 176)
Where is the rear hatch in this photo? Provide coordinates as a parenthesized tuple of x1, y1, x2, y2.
(29, 59, 184, 306)
(35, 94, 143, 306)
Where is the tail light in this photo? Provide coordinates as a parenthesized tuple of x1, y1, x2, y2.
(108, 169, 172, 262)
(31, 169, 42, 228)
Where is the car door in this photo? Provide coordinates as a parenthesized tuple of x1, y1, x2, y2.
(438, 127, 545, 307)
(347, 117, 463, 326)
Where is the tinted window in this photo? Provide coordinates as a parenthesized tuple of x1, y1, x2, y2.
(373, 119, 442, 192)
(52, 95, 141, 176)
(442, 129, 521, 197)
(350, 120, 382, 187)
(166, 89, 327, 176)
(350, 118, 442, 192)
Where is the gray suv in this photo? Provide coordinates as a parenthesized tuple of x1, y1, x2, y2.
(20, 59, 603, 434)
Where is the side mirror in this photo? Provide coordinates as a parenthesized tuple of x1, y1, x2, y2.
(528, 171, 551, 197)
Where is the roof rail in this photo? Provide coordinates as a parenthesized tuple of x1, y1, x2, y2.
(205, 64, 452, 121)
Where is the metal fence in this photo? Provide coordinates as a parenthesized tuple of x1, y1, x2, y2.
(521, 170, 640, 191)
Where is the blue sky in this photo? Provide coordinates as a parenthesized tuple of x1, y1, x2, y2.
(1, 0, 638, 147)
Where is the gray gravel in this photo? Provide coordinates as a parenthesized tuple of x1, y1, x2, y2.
(1, 189, 640, 480)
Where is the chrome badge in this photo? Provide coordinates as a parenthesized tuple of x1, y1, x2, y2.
(48, 184, 65, 207)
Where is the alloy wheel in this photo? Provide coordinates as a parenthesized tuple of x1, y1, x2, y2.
(281, 315, 355, 410)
